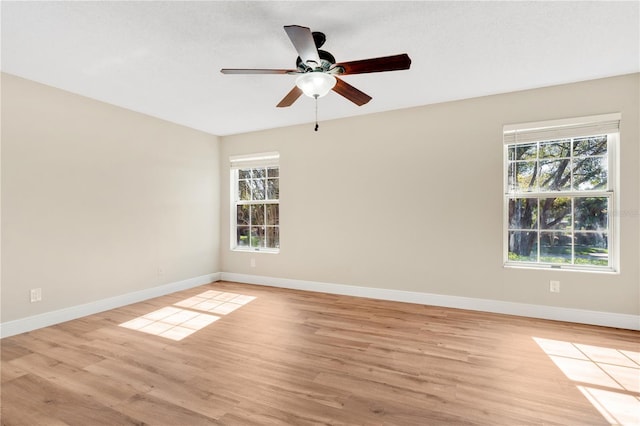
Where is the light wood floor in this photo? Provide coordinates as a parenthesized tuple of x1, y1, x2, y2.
(1, 281, 638, 425)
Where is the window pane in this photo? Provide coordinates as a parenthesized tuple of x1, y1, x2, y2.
(539, 140, 570, 158)
(574, 232, 608, 266)
(573, 136, 607, 157)
(574, 197, 608, 231)
(573, 156, 607, 190)
(512, 161, 537, 192)
(237, 226, 250, 247)
(508, 198, 538, 229)
(268, 167, 279, 178)
(539, 159, 570, 191)
(266, 204, 279, 226)
(252, 168, 266, 179)
(251, 205, 265, 225)
(508, 231, 538, 261)
(507, 162, 516, 192)
(251, 226, 265, 248)
(237, 205, 250, 226)
(516, 143, 537, 160)
(238, 180, 251, 200)
(540, 197, 571, 230)
(238, 169, 251, 179)
(507, 146, 516, 161)
(267, 178, 279, 200)
(266, 227, 279, 249)
(540, 231, 572, 264)
(252, 179, 265, 200)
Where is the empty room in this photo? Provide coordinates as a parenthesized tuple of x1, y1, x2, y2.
(1, 1, 639, 425)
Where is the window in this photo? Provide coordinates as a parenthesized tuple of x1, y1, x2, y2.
(230, 152, 279, 252)
(503, 114, 620, 272)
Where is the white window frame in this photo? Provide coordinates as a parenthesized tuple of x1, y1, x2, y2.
(503, 113, 620, 273)
(230, 152, 280, 253)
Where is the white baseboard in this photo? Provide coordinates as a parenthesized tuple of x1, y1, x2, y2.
(0, 272, 221, 338)
(221, 272, 640, 331)
(3, 271, 637, 338)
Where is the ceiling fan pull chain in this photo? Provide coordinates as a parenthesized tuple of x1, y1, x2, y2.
(314, 94, 319, 131)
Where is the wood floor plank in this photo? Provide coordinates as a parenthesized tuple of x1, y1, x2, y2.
(0, 341, 32, 363)
(112, 392, 220, 425)
(1, 280, 638, 425)
(1, 373, 141, 425)
(0, 359, 28, 384)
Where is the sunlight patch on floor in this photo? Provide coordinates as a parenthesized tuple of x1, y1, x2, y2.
(120, 290, 256, 341)
(533, 337, 640, 425)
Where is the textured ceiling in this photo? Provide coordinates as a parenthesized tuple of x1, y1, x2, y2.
(2, 1, 639, 136)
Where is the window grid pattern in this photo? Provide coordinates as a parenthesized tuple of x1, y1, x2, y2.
(234, 167, 279, 251)
(506, 135, 611, 269)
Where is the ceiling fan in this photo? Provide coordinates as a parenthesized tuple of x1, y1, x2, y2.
(220, 25, 411, 108)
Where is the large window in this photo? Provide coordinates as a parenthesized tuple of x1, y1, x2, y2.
(230, 152, 279, 252)
(503, 114, 620, 272)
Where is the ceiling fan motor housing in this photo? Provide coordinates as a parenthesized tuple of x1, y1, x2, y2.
(312, 31, 326, 48)
(296, 49, 336, 72)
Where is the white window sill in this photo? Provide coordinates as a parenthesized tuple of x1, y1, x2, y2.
(504, 262, 618, 274)
(232, 247, 279, 254)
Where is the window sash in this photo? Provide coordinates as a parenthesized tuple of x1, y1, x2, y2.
(505, 193, 613, 270)
(505, 135, 612, 195)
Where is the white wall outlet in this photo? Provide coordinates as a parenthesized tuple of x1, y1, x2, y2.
(30, 288, 42, 302)
(250, 258, 256, 268)
(549, 280, 560, 293)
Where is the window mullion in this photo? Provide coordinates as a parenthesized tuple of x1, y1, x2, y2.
(571, 197, 575, 265)
(536, 198, 541, 263)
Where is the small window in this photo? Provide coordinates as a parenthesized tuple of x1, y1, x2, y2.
(230, 152, 279, 252)
(503, 114, 620, 272)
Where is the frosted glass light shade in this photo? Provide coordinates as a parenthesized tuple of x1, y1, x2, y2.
(295, 72, 337, 98)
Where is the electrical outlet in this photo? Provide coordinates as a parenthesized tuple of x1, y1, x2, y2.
(250, 258, 256, 268)
(30, 288, 42, 302)
(549, 280, 560, 293)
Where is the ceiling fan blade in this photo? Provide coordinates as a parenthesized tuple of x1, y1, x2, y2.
(221, 68, 297, 75)
(276, 86, 303, 108)
(334, 53, 411, 75)
(332, 78, 372, 106)
(284, 25, 321, 67)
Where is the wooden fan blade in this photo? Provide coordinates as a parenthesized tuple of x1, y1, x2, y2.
(332, 78, 372, 106)
(221, 68, 297, 74)
(277, 86, 303, 108)
(284, 25, 321, 67)
(335, 53, 411, 75)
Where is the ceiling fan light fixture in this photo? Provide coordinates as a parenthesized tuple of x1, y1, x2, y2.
(295, 72, 336, 98)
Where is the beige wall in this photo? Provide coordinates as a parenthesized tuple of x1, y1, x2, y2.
(2, 72, 637, 326)
(1, 73, 220, 322)
(221, 73, 639, 316)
